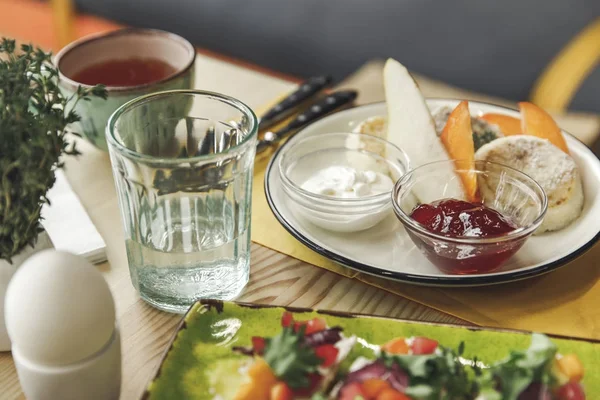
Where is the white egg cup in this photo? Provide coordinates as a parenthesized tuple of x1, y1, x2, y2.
(12, 325, 121, 400)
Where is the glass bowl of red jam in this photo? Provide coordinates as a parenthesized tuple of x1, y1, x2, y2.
(392, 160, 548, 275)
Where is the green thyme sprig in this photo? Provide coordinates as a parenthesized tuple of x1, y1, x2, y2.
(0, 38, 106, 261)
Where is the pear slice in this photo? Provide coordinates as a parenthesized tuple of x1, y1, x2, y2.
(383, 58, 464, 202)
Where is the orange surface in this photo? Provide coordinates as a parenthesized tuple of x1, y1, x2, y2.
(519, 101, 570, 154)
(480, 113, 522, 136)
(440, 100, 478, 201)
(0, 0, 121, 51)
(0, 0, 300, 82)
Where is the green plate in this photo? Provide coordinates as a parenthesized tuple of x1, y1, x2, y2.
(143, 300, 600, 399)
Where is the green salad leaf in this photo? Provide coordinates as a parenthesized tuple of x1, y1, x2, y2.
(263, 327, 321, 389)
(476, 333, 558, 400)
(384, 343, 478, 400)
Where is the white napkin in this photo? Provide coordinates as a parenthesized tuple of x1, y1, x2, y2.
(41, 170, 107, 264)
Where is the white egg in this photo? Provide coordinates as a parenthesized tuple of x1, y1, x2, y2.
(5, 250, 115, 366)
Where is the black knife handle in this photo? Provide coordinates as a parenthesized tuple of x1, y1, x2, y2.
(279, 90, 358, 135)
(258, 75, 332, 131)
(256, 90, 358, 154)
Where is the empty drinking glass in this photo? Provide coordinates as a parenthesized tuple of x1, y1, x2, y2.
(106, 90, 258, 313)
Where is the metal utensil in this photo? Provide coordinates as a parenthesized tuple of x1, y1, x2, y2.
(256, 90, 358, 153)
(257, 75, 333, 132)
(218, 128, 236, 153)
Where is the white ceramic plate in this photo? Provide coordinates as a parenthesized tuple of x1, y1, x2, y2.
(265, 100, 600, 286)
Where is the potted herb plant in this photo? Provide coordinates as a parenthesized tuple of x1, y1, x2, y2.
(0, 39, 106, 350)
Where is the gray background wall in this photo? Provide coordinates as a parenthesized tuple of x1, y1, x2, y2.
(77, 0, 600, 112)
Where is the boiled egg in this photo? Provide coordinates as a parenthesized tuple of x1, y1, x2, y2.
(5, 250, 115, 366)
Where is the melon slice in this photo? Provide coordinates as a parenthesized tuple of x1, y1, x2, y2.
(519, 102, 569, 154)
(440, 101, 478, 202)
(480, 113, 522, 135)
(383, 58, 464, 202)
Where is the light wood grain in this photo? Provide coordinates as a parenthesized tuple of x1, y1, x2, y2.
(0, 55, 462, 399)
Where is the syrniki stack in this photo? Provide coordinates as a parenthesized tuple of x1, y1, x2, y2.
(475, 135, 584, 233)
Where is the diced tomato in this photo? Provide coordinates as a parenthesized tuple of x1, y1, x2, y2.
(293, 373, 323, 397)
(376, 389, 411, 400)
(381, 338, 409, 355)
(293, 317, 326, 334)
(252, 336, 266, 355)
(281, 312, 294, 328)
(339, 382, 368, 400)
(293, 321, 304, 332)
(362, 378, 391, 398)
(314, 344, 339, 367)
(410, 337, 438, 355)
(270, 382, 294, 400)
(305, 317, 327, 334)
(556, 382, 586, 400)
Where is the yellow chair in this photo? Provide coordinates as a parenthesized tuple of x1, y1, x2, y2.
(51, 0, 76, 48)
(531, 18, 600, 113)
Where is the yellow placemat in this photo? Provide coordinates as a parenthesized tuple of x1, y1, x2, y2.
(250, 77, 600, 341)
(251, 147, 600, 339)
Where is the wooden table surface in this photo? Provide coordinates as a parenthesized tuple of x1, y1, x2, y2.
(0, 3, 465, 398)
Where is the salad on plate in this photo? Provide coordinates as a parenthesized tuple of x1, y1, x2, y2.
(229, 312, 586, 400)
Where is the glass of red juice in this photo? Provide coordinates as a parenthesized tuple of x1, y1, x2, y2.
(392, 160, 547, 275)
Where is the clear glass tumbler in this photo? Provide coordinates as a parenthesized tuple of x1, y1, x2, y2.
(106, 90, 258, 313)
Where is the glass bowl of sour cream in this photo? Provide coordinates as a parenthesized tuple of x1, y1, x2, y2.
(278, 132, 410, 232)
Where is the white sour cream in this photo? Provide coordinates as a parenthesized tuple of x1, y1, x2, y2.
(300, 166, 394, 198)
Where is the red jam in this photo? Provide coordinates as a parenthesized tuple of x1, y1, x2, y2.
(410, 199, 517, 238)
(408, 199, 523, 274)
